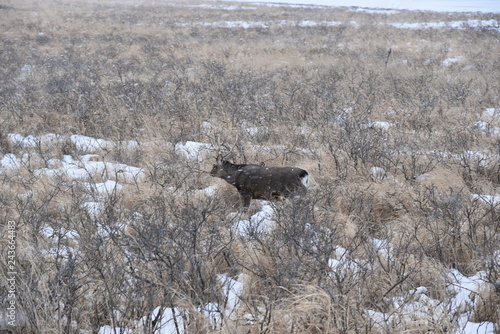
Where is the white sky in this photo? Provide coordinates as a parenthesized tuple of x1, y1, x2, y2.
(226, 0, 500, 13)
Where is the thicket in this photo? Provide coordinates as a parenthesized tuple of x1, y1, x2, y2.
(0, 0, 499, 333)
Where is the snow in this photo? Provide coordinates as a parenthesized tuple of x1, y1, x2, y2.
(351, 7, 399, 14)
(461, 322, 495, 334)
(98, 326, 131, 334)
(372, 238, 393, 258)
(176, 17, 500, 31)
(198, 20, 269, 28)
(244, 127, 261, 136)
(3, 126, 499, 334)
(1, 134, 139, 183)
(34, 154, 145, 182)
(370, 166, 386, 180)
(20, 64, 33, 74)
(7, 133, 39, 148)
(217, 273, 247, 319)
(182, 3, 257, 10)
(175, 141, 212, 162)
(327, 235, 497, 333)
(368, 294, 446, 330)
(327, 256, 368, 280)
(483, 108, 499, 119)
(178, 19, 343, 29)
(4, 130, 494, 333)
(388, 20, 499, 31)
(448, 270, 496, 334)
(476, 108, 500, 135)
(86, 180, 123, 195)
(42, 246, 75, 259)
(96, 274, 246, 334)
(297, 20, 342, 26)
(448, 269, 484, 311)
(363, 121, 394, 130)
(6, 133, 140, 153)
(224, 0, 500, 13)
(472, 194, 500, 205)
(146, 307, 185, 334)
(200, 185, 217, 196)
(83, 201, 103, 217)
(41, 225, 79, 240)
(70, 134, 113, 152)
(0, 153, 20, 170)
(366, 268, 496, 333)
(443, 57, 462, 66)
(232, 201, 275, 238)
(1, 133, 146, 236)
(6, 0, 499, 332)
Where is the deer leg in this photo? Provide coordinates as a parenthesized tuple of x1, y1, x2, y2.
(241, 194, 252, 208)
(290, 185, 307, 205)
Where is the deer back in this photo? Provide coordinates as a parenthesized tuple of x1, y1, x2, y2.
(211, 159, 309, 200)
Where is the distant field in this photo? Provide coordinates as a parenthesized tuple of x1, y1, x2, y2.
(0, 0, 499, 333)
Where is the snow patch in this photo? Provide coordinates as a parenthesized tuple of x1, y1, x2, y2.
(370, 166, 386, 180)
(388, 20, 499, 31)
(41, 225, 79, 240)
(472, 194, 500, 205)
(372, 238, 393, 257)
(233, 202, 275, 238)
(83, 201, 103, 217)
(363, 121, 394, 130)
(36, 154, 144, 182)
(217, 273, 247, 319)
(175, 141, 212, 162)
(367, 269, 495, 333)
(99, 325, 132, 334)
(483, 107, 499, 119)
(7, 134, 39, 148)
(0, 153, 21, 170)
(71, 134, 113, 152)
(201, 185, 217, 196)
(443, 56, 462, 66)
(222, 0, 500, 13)
(85, 180, 122, 195)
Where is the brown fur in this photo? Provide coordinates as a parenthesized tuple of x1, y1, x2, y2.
(210, 157, 309, 207)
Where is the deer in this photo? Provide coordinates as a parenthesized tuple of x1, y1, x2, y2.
(210, 155, 309, 208)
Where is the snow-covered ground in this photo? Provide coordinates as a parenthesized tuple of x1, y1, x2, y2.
(95, 198, 497, 333)
(178, 18, 500, 31)
(2, 131, 497, 333)
(222, 0, 500, 13)
(2, 1, 498, 331)
(178, 2, 500, 32)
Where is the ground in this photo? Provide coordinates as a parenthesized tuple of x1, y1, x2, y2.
(0, 0, 499, 333)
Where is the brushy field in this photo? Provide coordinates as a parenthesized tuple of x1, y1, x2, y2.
(0, 0, 499, 333)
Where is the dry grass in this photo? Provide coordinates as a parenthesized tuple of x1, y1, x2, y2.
(0, 0, 499, 333)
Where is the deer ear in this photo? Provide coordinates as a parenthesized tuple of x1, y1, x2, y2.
(216, 155, 223, 164)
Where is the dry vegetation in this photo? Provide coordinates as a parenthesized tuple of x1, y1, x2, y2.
(0, 0, 499, 333)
